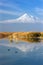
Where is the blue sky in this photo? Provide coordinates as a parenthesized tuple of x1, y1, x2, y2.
(0, 0, 43, 21)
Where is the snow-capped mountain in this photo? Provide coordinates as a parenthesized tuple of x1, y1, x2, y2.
(0, 13, 42, 23)
(15, 13, 35, 23)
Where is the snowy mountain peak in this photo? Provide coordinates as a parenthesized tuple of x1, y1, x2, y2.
(21, 13, 29, 17)
(16, 13, 36, 23)
(16, 13, 31, 22)
(17, 13, 29, 19)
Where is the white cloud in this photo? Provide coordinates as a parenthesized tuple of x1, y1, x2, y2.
(35, 8, 43, 16)
(0, 2, 24, 17)
(0, 10, 23, 16)
(0, 2, 23, 12)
